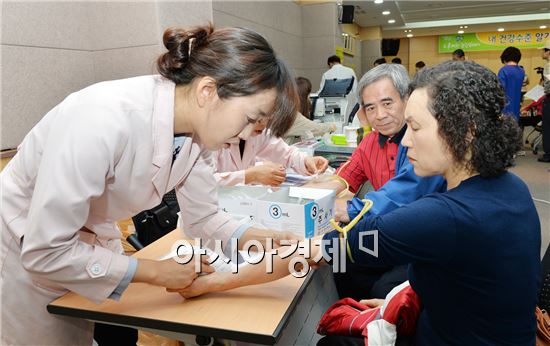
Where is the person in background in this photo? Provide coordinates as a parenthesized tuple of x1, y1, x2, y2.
(319, 55, 357, 95)
(391, 57, 402, 64)
(213, 116, 329, 187)
(498, 46, 525, 123)
(306, 63, 445, 300)
(539, 40, 550, 162)
(319, 55, 358, 128)
(297, 76, 316, 120)
(178, 61, 540, 346)
(284, 77, 336, 145)
(543, 40, 550, 82)
(414, 61, 425, 73)
(452, 48, 466, 61)
(0, 24, 300, 345)
(520, 65, 530, 92)
(373, 57, 387, 66)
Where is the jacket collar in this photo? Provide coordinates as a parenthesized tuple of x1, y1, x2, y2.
(378, 124, 407, 148)
(151, 77, 175, 197)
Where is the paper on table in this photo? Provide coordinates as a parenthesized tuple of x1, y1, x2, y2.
(524, 85, 545, 101)
(283, 172, 318, 186)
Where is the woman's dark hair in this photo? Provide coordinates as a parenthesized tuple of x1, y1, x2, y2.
(157, 24, 297, 137)
(500, 46, 522, 64)
(295, 77, 312, 120)
(373, 58, 387, 66)
(391, 57, 402, 64)
(452, 49, 465, 58)
(415, 61, 425, 69)
(410, 60, 522, 177)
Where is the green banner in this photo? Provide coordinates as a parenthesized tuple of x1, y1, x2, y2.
(439, 30, 550, 53)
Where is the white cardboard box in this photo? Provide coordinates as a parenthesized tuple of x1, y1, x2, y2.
(218, 186, 336, 238)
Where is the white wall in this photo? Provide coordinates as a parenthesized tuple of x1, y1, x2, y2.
(1, 1, 212, 150)
(212, 0, 303, 76)
(301, 3, 338, 91)
(361, 39, 382, 76)
(2, 1, 347, 150)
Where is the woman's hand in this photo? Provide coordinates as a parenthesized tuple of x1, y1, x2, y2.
(304, 156, 329, 175)
(245, 162, 286, 186)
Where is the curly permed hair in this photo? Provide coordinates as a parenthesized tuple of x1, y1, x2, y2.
(409, 60, 522, 177)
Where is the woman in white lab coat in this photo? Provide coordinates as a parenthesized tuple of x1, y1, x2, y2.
(213, 117, 329, 187)
(0, 24, 298, 345)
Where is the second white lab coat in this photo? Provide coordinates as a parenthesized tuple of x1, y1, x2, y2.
(213, 130, 309, 186)
(0, 75, 242, 345)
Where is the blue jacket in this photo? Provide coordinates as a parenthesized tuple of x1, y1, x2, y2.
(347, 144, 446, 219)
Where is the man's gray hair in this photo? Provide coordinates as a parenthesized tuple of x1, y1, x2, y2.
(357, 63, 410, 104)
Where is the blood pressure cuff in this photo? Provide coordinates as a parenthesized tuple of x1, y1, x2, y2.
(347, 197, 366, 220)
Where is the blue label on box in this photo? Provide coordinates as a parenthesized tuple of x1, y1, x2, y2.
(304, 202, 317, 238)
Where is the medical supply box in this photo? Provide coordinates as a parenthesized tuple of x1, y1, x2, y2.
(218, 186, 336, 238)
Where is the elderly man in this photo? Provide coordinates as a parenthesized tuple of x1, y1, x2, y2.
(311, 64, 445, 299)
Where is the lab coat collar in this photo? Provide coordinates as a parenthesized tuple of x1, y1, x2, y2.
(229, 135, 257, 169)
(167, 134, 201, 189)
(151, 77, 175, 197)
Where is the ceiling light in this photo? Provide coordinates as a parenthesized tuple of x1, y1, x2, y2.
(404, 30, 408, 32)
(388, 19, 396, 24)
(374, 0, 384, 4)
(406, 34, 413, 38)
(464, 25, 468, 28)
(458, 30, 464, 34)
(541, 25, 548, 29)
(498, 28, 504, 32)
(382, 11, 390, 15)
(459, 26, 463, 29)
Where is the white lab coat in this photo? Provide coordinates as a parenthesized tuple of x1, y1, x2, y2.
(0, 75, 241, 345)
(212, 130, 309, 186)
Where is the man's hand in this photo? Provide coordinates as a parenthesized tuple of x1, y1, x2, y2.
(245, 161, 286, 186)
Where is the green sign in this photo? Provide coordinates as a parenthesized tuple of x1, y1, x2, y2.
(439, 30, 550, 53)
